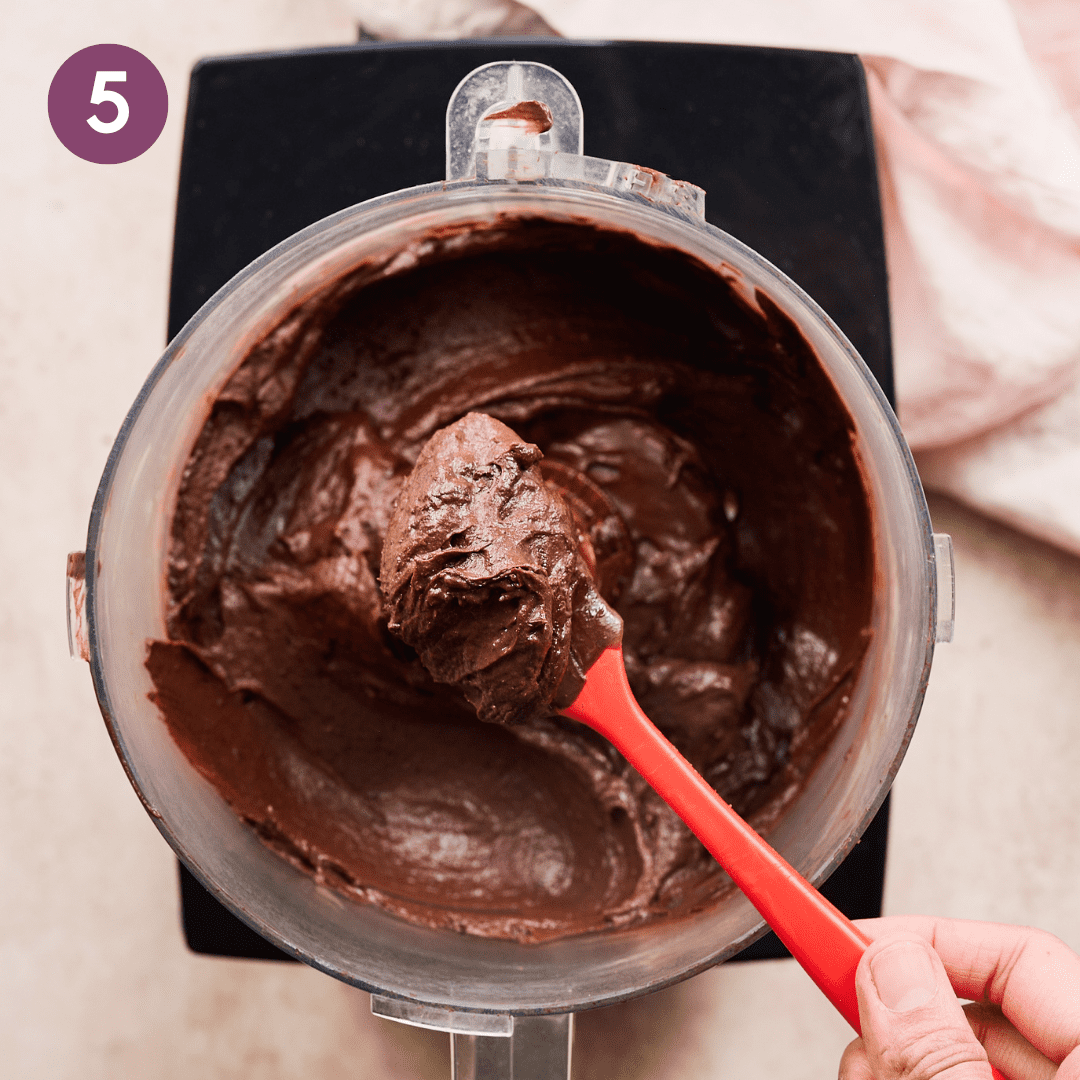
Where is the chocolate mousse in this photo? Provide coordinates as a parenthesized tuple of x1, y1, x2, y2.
(146, 217, 875, 943)
(380, 412, 621, 724)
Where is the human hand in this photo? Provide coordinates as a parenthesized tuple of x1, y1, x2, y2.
(838, 916, 1080, 1079)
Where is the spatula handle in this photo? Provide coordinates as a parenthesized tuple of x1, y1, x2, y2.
(563, 647, 870, 1028)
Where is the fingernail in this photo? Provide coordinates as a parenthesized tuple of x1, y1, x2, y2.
(870, 941, 938, 1012)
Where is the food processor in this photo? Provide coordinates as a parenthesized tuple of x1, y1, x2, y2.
(68, 57, 954, 1078)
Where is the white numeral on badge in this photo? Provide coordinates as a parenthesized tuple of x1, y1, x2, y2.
(87, 70, 129, 134)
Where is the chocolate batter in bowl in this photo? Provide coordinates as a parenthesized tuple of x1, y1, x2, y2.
(81, 62, 947, 1017)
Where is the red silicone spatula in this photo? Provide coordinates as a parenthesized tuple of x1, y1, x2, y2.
(561, 645, 1006, 1079)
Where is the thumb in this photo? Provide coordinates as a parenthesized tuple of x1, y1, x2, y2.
(855, 934, 994, 1079)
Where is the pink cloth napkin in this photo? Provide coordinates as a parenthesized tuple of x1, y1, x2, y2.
(351, 0, 1080, 555)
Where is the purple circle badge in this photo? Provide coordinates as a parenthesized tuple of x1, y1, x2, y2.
(48, 45, 168, 164)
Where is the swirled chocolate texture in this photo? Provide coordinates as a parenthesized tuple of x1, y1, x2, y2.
(147, 218, 875, 943)
(380, 412, 620, 724)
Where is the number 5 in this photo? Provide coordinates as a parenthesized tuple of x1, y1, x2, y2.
(87, 71, 129, 134)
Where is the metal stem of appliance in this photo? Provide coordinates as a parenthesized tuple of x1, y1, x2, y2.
(372, 994, 573, 1080)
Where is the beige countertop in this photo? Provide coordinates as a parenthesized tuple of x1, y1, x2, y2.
(4, 3, 1079, 1076)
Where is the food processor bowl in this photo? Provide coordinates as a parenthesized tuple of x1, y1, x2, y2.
(72, 60, 952, 1035)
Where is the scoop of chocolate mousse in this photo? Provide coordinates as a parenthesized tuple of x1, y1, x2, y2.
(380, 412, 622, 723)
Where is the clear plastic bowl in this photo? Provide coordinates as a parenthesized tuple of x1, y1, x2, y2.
(82, 61, 943, 1018)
